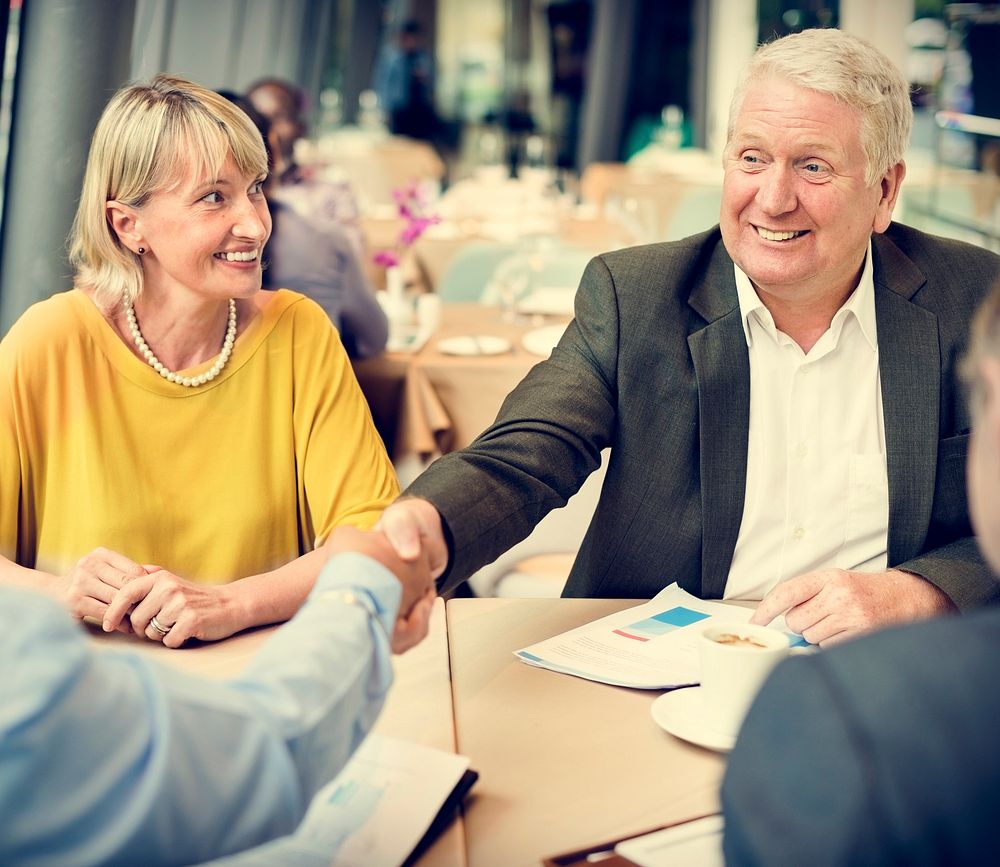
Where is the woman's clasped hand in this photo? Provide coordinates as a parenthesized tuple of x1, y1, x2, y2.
(102, 566, 240, 647)
(60, 546, 240, 646)
(62, 547, 148, 634)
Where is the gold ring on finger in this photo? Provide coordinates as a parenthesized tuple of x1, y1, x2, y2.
(149, 615, 172, 637)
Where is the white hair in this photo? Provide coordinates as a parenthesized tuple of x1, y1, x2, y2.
(727, 28, 913, 186)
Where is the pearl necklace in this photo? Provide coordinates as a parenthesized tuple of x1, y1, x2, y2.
(125, 299, 237, 387)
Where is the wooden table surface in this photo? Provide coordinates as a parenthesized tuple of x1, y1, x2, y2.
(447, 597, 725, 867)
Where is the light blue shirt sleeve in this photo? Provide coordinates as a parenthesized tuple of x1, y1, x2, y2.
(0, 552, 401, 867)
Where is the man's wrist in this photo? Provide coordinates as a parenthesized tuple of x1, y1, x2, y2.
(888, 568, 958, 615)
(315, 588, 375, 616)
(316, 588, 393, 645)
(315, 552, 402, 633)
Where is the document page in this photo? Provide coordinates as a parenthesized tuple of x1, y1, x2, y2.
(290, 734, 471, 866)
(202, 735, 473, 866)
(616, 815, 724, 867)
(515, 584, 805, 688)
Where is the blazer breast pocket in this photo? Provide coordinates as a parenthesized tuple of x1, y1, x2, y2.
(931, 433, 970, 534)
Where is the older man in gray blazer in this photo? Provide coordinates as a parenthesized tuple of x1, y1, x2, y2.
(383, 28, 1000, 645)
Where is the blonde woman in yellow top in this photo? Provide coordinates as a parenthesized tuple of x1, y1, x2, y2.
(0, 75, 400, 647)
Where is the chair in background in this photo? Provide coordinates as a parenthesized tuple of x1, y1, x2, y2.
(436, 241, 518, 303)
(478, 243, 593, 314)
(325, 136, 445, 211)
(663, 184, 722, 239)
(467, 450, 609, 598)
(558, 212, 640, 253)
(579, 162, 632, 212)
(529, 246, 593, 288)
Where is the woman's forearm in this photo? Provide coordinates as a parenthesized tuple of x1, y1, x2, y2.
(0, 554, 63, 597)
(229, 547, 332, 631)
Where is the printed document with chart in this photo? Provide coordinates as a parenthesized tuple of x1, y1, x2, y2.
(515, 583, 806, 689)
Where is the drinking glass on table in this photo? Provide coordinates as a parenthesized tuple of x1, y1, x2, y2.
(492, 256, 532, 323)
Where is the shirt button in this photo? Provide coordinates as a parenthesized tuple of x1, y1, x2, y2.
(792, 526, 805, 540)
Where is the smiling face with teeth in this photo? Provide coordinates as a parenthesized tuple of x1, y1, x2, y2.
(720, 77, 904, 323)
(123, 152, 271, 305)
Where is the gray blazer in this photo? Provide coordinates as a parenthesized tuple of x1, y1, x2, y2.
(407, 223, 1000, 607)
(722, 607, 1000, 865)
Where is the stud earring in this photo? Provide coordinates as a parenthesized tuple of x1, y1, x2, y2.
(137, 247, 145, 255)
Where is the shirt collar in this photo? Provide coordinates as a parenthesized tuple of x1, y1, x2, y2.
(734, 241, 877, 351)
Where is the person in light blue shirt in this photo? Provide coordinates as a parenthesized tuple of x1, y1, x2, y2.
(0, 527, 434, 867)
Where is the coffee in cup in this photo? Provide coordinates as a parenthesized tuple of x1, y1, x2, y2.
(710, 632, 768, 649)
(698, 623, 791, 739)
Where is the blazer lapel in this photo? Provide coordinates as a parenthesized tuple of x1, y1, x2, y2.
(688, 247, 750, 599)
(872, 234, 939, 563)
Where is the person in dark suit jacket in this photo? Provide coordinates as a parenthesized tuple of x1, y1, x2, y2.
(382, 29, 1000, 645)
(720, 281, 1000, 865)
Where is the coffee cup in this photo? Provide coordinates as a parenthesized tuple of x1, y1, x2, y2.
(416, 293, 442, 333)
(698, 623, 791, 738)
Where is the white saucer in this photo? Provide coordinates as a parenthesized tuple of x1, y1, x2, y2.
(437, 335, 512, 356)
(651, 687, 735, 753)
(521, 324, 568, 357)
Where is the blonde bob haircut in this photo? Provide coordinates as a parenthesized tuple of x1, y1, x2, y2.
(727, 28, 913, 187)
(69, 73, 268, 311)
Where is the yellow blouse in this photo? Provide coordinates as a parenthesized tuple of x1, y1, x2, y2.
(0, 289, 398, 583)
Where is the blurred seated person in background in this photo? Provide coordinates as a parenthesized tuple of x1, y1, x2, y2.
(381, 29, 1000, 642)
(223, 93, 387, 359)
(247, 77, 365, 256)
(721, 282, 1000, 866)
(373, 18, 438, 142)
(1, 527, 435, 866)
(265, 196, 388, 359)
(0, 75, 398, 646)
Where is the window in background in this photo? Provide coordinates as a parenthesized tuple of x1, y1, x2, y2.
(0, 0, 20, 235)
(326, 0, 594, 181)
(756, 0, 837, 42)
(435, 0, 564, 179)
(437, 0, 506, 174)
(546, 0, 591, 169)
(905, 3, 1000, 251)
(619, 0, 694, 160)
(316, 0, 356, 133)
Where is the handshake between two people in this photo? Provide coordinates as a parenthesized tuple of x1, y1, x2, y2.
(372, 498, 955, 648)
(326, 517, 442, 654)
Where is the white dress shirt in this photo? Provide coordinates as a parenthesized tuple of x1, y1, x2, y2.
(724, 243, 889, 600)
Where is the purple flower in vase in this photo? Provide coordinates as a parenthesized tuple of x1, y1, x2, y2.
(392, 181, 423, 207)
(372, 249, 400, 268)
(372, 182, 441, 269)
(399, 214, 441, 246)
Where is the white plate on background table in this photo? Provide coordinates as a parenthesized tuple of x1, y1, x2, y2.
(516, 287, 576, 317)
(521, 324, 568, 358)
(387, 325, 432, 354)
(437, 335, 512, 357)
(651, 687, 735, 753)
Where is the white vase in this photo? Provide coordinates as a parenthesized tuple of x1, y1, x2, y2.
(379, 265, 413, 327)
(385, 265, 405, 300)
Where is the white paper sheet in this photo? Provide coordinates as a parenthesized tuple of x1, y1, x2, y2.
(202, 735, 469, 867)
(616, 815, 724, 867)
(515, 584, 807, 689)
(290, 734, 471, 867)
